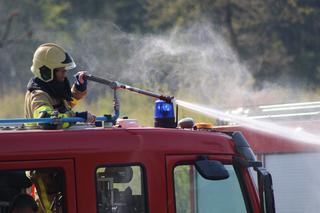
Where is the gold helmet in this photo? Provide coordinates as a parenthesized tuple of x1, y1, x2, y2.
(31, 43, 76, 82)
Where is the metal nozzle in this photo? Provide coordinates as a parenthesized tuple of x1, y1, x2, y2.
(85, 74, 174, 102)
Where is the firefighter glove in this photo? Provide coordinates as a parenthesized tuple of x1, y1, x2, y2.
(76, 111, 96, 123)
(74, 71, 87, 92)
(75, 111, 88, 120)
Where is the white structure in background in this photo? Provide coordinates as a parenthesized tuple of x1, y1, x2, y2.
(219, 101, 320, 213)
(265, 153, 320, 213)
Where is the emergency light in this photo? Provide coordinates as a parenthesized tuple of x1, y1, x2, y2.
(154, 100, 176, 128)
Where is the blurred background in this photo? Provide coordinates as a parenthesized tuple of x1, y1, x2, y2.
(1, 0, 319, 124)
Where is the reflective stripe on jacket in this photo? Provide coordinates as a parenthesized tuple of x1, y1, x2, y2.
(24, 84, 86, 128)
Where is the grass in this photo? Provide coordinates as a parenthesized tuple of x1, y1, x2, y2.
(0, 90, 25, 118)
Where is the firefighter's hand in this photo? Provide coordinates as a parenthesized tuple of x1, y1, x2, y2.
(86, 112, 96, 123)
(76, 71, 87, 84)
(74, 71, 87, 92)
(75, 111, 96, 123)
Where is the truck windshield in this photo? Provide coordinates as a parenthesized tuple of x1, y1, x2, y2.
(174, 164, 246, 213)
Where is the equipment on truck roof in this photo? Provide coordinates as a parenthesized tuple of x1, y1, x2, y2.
(0, 74, 176, 129)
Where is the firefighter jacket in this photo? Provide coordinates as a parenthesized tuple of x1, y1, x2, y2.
(24, 78, 87, 128)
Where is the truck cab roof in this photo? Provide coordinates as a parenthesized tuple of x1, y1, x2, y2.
(0, 127, 236, 161)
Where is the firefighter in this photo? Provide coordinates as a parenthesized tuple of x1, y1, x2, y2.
(24, 43, 95, 129)
(30, 169, 63, 213)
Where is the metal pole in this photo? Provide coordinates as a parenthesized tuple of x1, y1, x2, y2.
(112, 89, 120, 124)
(85, 74, 174, 102)
(116, 82, 174, 102)
(85, 74, 117, 88)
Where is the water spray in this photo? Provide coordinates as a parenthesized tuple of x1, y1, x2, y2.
(176, 99, 320, 145)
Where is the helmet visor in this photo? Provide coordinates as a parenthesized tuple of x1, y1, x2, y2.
(62, 53, 76, 70)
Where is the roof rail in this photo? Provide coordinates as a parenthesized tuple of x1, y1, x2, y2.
(0, 116, 112, 125)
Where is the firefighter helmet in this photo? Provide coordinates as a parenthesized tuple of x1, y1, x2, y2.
(31, 43, 76, 82)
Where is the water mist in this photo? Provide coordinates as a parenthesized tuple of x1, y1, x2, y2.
(175, 99, 320, 145)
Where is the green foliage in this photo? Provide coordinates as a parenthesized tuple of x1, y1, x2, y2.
(145, 1, 201, 31)
(144, 0, 320, 85)
(36, 0, 70, 29)
(1, 0, 319, 86)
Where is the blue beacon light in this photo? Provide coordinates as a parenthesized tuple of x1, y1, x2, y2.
(154, 100, 176, 128)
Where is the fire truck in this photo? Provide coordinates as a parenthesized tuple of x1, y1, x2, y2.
(0, 75, 275, 213)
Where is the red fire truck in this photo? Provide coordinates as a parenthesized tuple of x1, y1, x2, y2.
(0, 125, 275, 213)
(0, 75, 275, 213)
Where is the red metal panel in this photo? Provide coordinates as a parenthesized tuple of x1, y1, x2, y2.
(0, 128, 236, 160)
(214, 126, 320, 154)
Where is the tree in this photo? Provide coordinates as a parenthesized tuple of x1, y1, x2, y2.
(144, 0, 320, 87)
